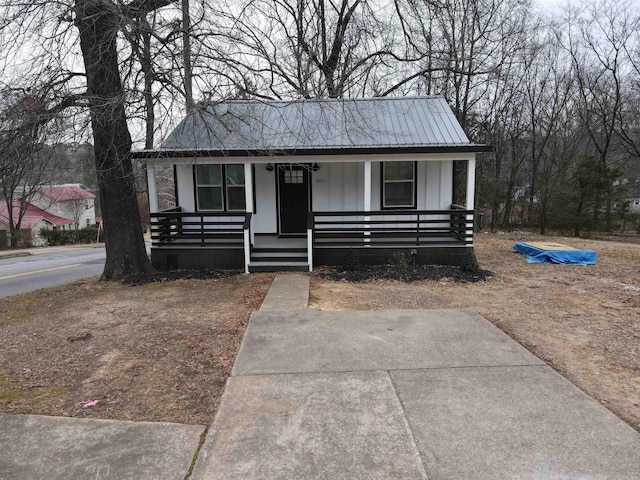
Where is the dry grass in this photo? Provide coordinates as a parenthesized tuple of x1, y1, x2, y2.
(0, 273, 274, 424)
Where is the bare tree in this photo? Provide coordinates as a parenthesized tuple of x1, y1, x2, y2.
(391, 0, 533, 131)
(559, 0, 638, 231)
(0, 0, 186, 279)
(206, 0, 401, 99)
(0, 90, 61, 246)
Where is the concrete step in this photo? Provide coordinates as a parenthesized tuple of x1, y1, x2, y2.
(249, 261, 310, 272)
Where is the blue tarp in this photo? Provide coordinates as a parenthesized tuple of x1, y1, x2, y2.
(513, 242, 596, 265)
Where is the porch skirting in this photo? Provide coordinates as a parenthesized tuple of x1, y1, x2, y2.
(151, 247, 245, 271)
(313, 246, 471, 267)
(150, 245, 471, 271)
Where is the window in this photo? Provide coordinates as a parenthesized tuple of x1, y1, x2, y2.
(86, 218, 90, 227)
(382, 162, 415, 208)
(196, 164, 246, 211)
(284, 169, 304, 184)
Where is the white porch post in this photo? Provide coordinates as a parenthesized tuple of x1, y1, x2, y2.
(244, 163, 254, 273)
(244, 162, 254, 215)
(364, 160, 372, 212)
(466, 157, 476, 246)
(307, 228, 313, 272)
(364, 160, 371, 246)
(147, 163, 158, 214)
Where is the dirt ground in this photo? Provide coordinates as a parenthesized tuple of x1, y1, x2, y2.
(0, 273, 274, 425)
(310, 233, 640, 431)
(1, 234, 638, 432)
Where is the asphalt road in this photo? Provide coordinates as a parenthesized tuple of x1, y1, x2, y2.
(0, 247, 105, 299)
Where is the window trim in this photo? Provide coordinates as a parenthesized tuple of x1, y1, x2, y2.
(193, 164, 246, 212)
(381, 161, 417, 209)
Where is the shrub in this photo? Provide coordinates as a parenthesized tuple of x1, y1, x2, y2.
(342, 248, 360, 271)
(460, 248, 480, 274)
(392, 251, 410, 271)
(40, 226, 104, 246)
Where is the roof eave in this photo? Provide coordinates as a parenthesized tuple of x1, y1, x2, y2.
(133, 144, 493, 159)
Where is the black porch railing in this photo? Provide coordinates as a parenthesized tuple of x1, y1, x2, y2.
(309, 207, 473, 248)
(150, 207, 471, 249)
(150, 208, 252, 248)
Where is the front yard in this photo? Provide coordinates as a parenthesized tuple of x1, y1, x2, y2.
(0, 233, 638, 431)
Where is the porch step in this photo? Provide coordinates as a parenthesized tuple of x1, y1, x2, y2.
(251, 251, 308, 262)
(249, 261, 309, 272)
(251, 247, 307, 254)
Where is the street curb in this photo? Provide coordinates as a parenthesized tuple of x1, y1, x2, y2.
(0, 252, 31, 259)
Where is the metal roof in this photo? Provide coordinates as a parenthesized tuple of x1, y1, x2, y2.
(0, 200, 74, 229)
(148, 96, 483, 156)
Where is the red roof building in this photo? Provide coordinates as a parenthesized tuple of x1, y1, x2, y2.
(0, 200, 74, 247)
(36, 185, 96, 201)
(0, 200, 73, 229)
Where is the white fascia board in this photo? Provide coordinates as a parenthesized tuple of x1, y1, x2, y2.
(146, 151, 476, 166)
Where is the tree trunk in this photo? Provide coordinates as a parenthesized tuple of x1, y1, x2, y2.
(76, 0, 153, 280)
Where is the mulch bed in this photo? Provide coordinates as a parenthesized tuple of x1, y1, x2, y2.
(316, 264, 492, 283)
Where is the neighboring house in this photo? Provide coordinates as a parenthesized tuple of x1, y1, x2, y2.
(134, 96, 490, 272)
(627, 181, 640, 214)
(30, 184, 96, 230)
(0, 200, 73, 247)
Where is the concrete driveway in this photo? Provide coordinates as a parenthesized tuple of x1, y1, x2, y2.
(191, 276, 640, 479)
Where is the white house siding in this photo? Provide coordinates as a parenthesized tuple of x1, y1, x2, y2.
(312, 162, 364, 212)
(254, 165, 277, 233)
(30, 192, 96, 229)
(0, 219, 49, 247)
(371, 160, 454, 228)
(175, 158, 457, 234)
(312, 159, 454, 211)
(176, 164, 196, 211)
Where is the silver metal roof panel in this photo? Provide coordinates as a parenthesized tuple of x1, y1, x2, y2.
(159, 96, 472, 152)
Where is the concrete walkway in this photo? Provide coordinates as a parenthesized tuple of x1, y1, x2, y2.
(192, 274, 640, 479)
(2, 273, 640, 479)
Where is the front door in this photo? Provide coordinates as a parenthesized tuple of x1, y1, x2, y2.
(278, 165, 309, 234)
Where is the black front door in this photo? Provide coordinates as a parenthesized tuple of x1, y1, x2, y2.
(278, 165, 309, 234)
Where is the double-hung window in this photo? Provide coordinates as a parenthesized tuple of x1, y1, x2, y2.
(196, 164, 246, 211)
(382, 161, 416, 208)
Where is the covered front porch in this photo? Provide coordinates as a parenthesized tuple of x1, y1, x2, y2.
(147, 156, 476, 273)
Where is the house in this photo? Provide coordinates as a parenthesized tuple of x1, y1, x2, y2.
(133, 96, 491, 272)
(29, 184, 96, 230)
(0, 200, 74, 247)
(627, 180, 640, 214)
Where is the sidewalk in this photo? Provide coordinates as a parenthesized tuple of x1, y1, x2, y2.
(1, 274, 639, 479)
(0, 243, 105, 259)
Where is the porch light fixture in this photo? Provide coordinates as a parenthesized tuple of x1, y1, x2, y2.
(266, 163, 274, 171)
(312, 163, 320, 172)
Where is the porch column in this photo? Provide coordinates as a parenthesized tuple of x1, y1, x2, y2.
(147, 163, 158, 214)
(466, 157, 476, 211)
(244, 163, 254, 215)
(466, 157, 476, 245)
(244, 163, 254, 273)
(364, 160, 371, 245)
(364, 160, 372, 211)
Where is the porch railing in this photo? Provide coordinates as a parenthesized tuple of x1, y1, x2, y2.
(309, 207, 473, 248)
(150, 208, 252, 249)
